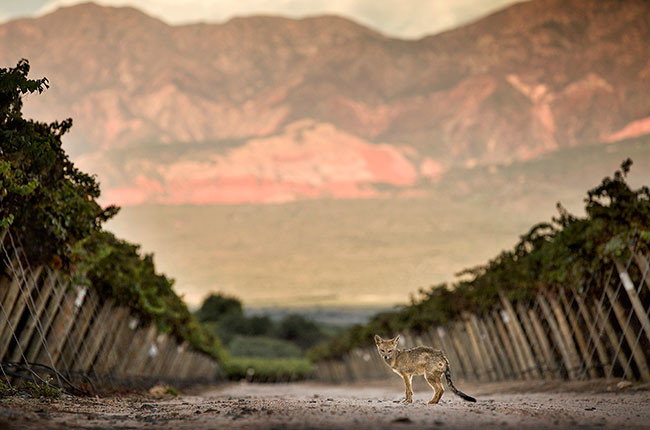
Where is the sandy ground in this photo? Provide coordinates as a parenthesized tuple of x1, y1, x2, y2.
(1, 379, 649, 429)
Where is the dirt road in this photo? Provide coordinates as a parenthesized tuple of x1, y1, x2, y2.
(1, 379, 649, 429)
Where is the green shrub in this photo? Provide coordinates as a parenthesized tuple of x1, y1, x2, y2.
(0, 60, 226, 364)
(222, 357, 313, 382)
(229, 335, 302, 358)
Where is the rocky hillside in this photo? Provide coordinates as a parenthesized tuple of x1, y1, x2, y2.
(1, 0, 649, 204)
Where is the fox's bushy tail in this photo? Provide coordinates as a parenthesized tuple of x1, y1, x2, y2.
(444, 363, 476, 402)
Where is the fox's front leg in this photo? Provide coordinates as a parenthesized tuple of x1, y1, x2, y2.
(400, 373, 413, 403)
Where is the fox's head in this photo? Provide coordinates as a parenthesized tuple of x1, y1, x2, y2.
(374, 334, 400, 362)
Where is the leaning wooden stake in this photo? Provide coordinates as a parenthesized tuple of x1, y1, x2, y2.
(537, 293, 577, 379)
(61, 289, 99, 369)
(527, 306, 558, 379)
(9, 270, 57, 362)
(500, 293, 539, 379)
(572, 290, 611, 378)
(547, 291, 583, 378)
(604, 283, 650, 381)
(475, 315, 506, 380)
(559, 288, 597, 378)
(449, 322, 478, 380)
(614, 259, 650, 345)
(515, 303, 544, 378)
(630, 250, 650, 291)
(483, 315, 515, 378)
(464, 315, 491, 381)
(492, 310, 523, 378)
(25, 271, 67, 362)
(0, 266, 44, 361)
(38, 287, 81, 367)
(432, 326, 466, 379)
(591, 297, 633, 379)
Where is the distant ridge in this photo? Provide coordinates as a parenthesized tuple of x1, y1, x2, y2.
(1, 0, 649, 205)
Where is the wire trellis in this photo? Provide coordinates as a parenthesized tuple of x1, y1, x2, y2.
(315, 245, 650, 384)
(0, 230, 221, 395)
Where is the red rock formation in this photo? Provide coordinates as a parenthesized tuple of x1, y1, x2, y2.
(1, 0, 648, 205)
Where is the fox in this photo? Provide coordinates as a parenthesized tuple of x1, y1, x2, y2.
(374, 334, 476, 404)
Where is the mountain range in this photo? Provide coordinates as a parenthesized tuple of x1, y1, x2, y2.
(2, 0, 649, 205)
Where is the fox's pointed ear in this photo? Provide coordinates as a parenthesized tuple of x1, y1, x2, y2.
(374, 334, 382, 344)
(392, 334, 400, 344)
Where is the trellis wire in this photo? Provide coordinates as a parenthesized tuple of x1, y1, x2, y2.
(0, 230, 220, 395)
(315, 246, 650, 384)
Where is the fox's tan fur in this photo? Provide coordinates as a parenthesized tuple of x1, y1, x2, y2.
(374, 334, 476, 404)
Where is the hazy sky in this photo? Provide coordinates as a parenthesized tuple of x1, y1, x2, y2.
(2, 0, 526, 38)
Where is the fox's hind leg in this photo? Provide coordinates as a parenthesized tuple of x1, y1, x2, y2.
(424, 371, 444, 404)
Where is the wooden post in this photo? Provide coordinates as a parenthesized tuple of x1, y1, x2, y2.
(492, 310, 523, 378)
(483, 315, 514, 378)
(59, 289, 99, 369)
(537, 293, 577, 379)
(474, 315, 506, 380)
(158, 336, 178, 378)
(631, 250, 650, 291)
(614, 260, 650, 345)
(95, 311, 133, 375)
(37, 286, 80, 367)
(167, 343, 185, 378)
(503, 308, 531, 379)
(499, 293, 540, 379)
(114, 318, 142, 376)
(547, 291, 583, 378)
(69, 299, 114, 371)
(131, 324, 159, 376)
(469, 313, 502, 380)
(0, 266, 44, 360)
(449, 322, 477, 380)
(149, 334, 169, 377)
(457, 321, 484, 380)
(558, 289, 597, 378)
(464, 315, 491, 381)
(515, 302, 544, 378)
(591, 297, 633, 379)
(122, 326, 148, 376)
(25, 271, 67, 362)
(431, 326, 465, 379)
(9, 270, 57, 362)
(84, 301, 129, 375)
(604, 283, 650, 381)
(527, 306, 559, 379)
(0, 227, 8, 246)
(0, 272, 12, 305)
(572, 290, 611, 378)
(0, 278, 23, 340)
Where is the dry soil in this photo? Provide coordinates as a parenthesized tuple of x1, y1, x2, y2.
(1, 379, 649, 429)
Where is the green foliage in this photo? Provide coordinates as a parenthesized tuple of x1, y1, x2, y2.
(229, 335, 302, 358)
(274, 314, 325, 350)
(0, 379, 62, 399)
(196, 294, 243, 322)
(222, 357, 313, 382)
(0, 60, 225, 363)
(0, 380, 14, 397)
(72, 231, 226, 360)
(308, 159, 650, 362)
(0, 59, 117, 267)
(23, 380, 62, 399)
(164, 386, 180, 396)
(197, 294, 329, 352)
